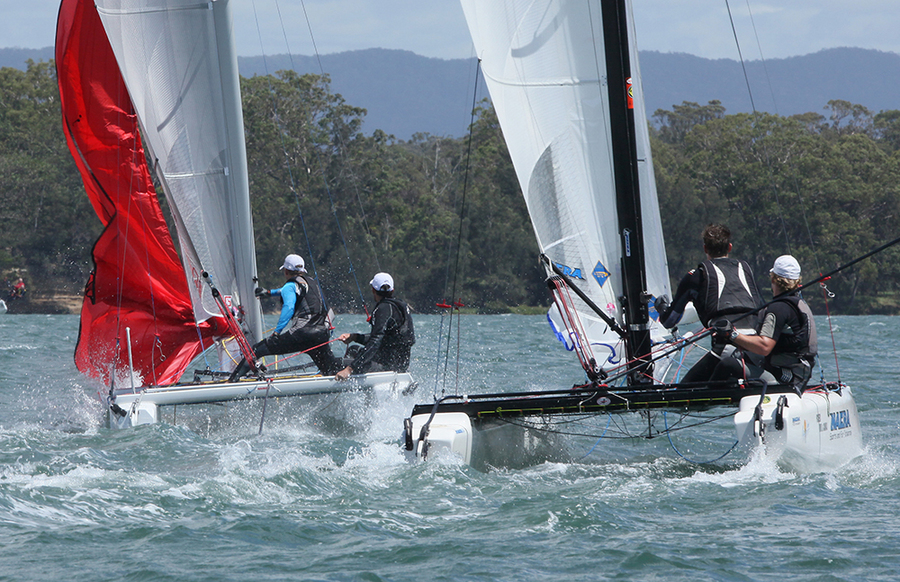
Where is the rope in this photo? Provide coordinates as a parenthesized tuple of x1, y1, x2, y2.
(290, 0, 382, 284)
(820, 281, 842, 383)
(726, 0, 850, 386)
(578, 415, 612, 459)
(203, 272, 261, 376)
(664, 410, 740, 464)
(251, 0, 369, 313)
(549, 277, 600, 379)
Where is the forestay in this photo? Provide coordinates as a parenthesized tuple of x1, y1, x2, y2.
(459, 0, 671, 366)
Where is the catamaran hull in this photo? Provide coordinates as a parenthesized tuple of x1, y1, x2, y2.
(733, 385, 862, 472)
(406, 385, 863, 471)
(404, 412, 566, 469)
(108, 371, 415, 430)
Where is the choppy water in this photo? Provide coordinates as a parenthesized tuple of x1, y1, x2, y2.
(1, 314, 899, 581)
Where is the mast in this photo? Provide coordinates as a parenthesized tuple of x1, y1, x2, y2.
(212, 0, 264, 345)
(601, 0, 653, 383)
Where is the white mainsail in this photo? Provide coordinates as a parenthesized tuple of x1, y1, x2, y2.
(94, 0, 263, 344)
(460, 0, 671, 365)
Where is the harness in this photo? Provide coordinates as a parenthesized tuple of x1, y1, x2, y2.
(375, 297, 416, 346)
(287, 275, 328, 330)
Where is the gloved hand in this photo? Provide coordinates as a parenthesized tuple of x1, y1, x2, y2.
(654, 294, 670, 318)
(254, 287, 269, 297)
(711, 318, 738, 343)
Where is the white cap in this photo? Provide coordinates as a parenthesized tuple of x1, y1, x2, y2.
(279, 254, 306, 273)
(370, 272, 394, 292)
(770, 255, 801, 280)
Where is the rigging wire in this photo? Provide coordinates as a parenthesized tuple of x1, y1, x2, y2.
(438, 59, 482, 396)
(432, 53, 482, 396)
(724, 0, 792, 254)
(728, 0, 845, 380)
(742, 0, 779, 114)
(251, 0, 369, 311)
(250, 1, 323, 287)
(291, 0, 382, 274)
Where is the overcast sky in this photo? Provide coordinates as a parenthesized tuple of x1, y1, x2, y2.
(4, 0, 900, 62)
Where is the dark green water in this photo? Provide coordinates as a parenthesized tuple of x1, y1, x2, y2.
(1, 314, 898, 581)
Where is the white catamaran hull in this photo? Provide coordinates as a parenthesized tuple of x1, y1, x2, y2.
(110, 371, 415, 430)
(734, 385, 862, 472)
(405, 412, 566, 469)
(407, 385, 862, 471)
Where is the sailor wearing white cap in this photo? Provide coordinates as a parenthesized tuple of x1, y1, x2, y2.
(229, 254, 340, 380)
(335, 272, 415, 381)
(713, 255, 817, 389)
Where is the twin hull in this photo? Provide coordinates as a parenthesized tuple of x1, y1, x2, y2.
(406, 386, 862, 471)
(110, 371, 415, 431)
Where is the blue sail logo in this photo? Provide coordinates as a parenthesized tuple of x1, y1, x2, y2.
(648, 296, 659, 321)
(593, 261, 610, 287)
(554, 262, 585, 280)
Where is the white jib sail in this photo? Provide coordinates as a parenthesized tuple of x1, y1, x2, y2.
(94, 0, 263, 344)
(460, 0, 672, 368)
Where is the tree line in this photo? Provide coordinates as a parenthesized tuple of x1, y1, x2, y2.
(1, 61, 900, 315)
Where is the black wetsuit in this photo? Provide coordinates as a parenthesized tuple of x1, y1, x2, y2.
(346, 297, 415, 374)
(659, 257, 763, 383)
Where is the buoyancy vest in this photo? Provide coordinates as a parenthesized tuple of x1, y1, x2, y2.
(287, 274, 329, 331)
(697, 257, 762, 328)
(766, 295, 817, 361)
(765, 294, 818, 387)
(352, 297, 415, 373)
(377, 297, 416, 348)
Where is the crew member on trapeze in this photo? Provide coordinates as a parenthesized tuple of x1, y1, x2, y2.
(229, 254, 341, 380)
(655, 224, 764, 383)
(335, 272, 415, 380)
(714, 254, 818, 390)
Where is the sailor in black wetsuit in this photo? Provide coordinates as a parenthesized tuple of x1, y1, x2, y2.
(716, 255, 818, 390)
(656, 224, 763, 383)
(334, 272, 415, 380)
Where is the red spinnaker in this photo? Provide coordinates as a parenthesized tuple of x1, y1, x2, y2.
(56, 0, 224, 386)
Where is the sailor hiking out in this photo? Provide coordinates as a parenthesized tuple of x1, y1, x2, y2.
(656, 224, 764, 383)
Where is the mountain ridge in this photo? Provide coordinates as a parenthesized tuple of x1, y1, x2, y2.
(4, 46, 897, 139)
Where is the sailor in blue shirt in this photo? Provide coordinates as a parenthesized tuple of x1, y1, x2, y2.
(229, 254, 340, 380)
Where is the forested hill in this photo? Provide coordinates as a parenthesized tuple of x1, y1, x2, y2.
(4, 46, 898, 140)
(2, 61, 900, 316)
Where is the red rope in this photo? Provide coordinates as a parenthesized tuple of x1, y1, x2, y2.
(550, 278, 599, 377)
(202, 273, 261, 375)
(265, 338, 342, 368)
